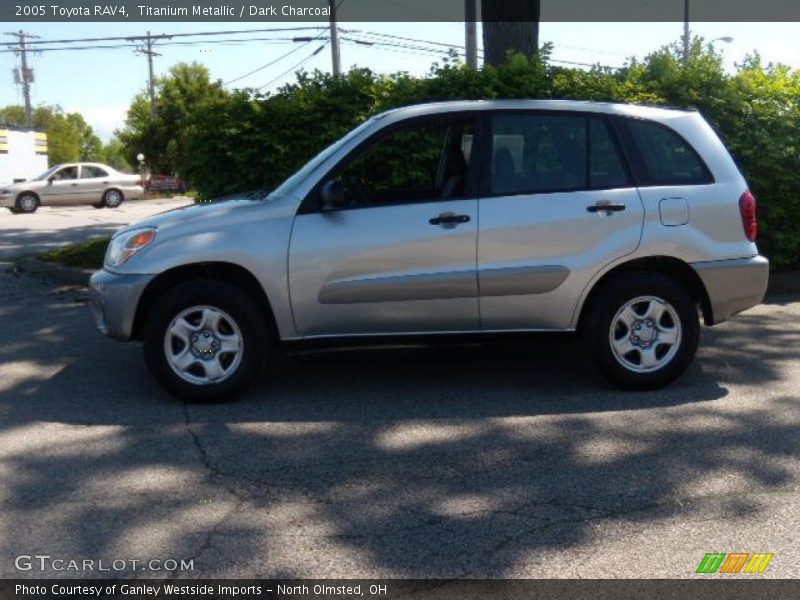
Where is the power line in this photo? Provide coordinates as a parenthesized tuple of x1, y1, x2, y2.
(20, 27, 327, 46)
(258, 43, 329, 91)
(225, 32, 327, 86)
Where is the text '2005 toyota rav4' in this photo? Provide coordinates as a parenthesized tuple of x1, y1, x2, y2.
(89, 100, 769, 402)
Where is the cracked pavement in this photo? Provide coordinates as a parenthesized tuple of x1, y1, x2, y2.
(0, 267, 799, 578)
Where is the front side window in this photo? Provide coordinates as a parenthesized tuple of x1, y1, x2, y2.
(332, 118, 475, 207)
(489, 113, 628, 196)
(54, 166, 78, 180)
(624, 119, 712, 185)
(81, 166, 109, 178)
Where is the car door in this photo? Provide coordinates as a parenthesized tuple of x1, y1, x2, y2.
(78, 165, 111, 204)
(39, 165, 81, 205)
(477, 111, 645, 330)
(289, 115, 480, 337)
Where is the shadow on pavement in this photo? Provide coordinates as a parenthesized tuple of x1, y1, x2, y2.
(1, 273, 798, 577)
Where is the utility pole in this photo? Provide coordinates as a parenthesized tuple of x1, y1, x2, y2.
(129, 31, 171, 116)
(328, 0, 341, 76)
(5, 30, 39, 127)
(683, 0, 690, 65)
(465, 0, 478, 69)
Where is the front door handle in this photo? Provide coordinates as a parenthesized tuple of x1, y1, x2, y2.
(429, 212, 470, 227)
(587, 201, 626, 214)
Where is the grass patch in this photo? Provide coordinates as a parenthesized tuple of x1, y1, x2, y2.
(38, 236, 110, 269)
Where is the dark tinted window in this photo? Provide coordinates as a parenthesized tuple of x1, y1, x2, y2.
(625, 119, 712, 185)
(490, 113, 629, 195)
(589, 118, 628, 189)
(334, 118, 474, 207)
(81, 165, 109, 178)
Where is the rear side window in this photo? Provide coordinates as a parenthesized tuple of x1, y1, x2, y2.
(623, 119, 713, 186)
(489, 113, 629, 196)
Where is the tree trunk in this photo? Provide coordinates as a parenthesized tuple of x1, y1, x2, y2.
(481, 0, 540, 67)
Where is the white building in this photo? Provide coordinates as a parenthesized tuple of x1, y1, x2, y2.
(0, 126, 48, 185)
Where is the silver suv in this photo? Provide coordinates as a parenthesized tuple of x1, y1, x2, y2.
(89, 100, 769, 402)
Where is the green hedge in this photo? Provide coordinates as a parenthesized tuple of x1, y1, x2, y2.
(178, 43, 800, 269)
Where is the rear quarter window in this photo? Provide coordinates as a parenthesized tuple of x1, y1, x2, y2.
(622, 118, 713, 186)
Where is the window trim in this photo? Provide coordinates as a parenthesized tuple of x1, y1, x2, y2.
(479, 110, 634, 200)
(298, 112, 484, 215)
(610, 115, 715, 187)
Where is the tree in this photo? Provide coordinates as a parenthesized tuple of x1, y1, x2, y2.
(100, 137, 131, 171)
(481, 0, 541, 66)
(117, 62, 227, 174)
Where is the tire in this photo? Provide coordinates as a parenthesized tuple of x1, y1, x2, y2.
(103, 189, 124, 208)
(584, 272, 700, 390)
(7, 207, 22, 214)
(143, 280, 268, 403)
(92, 202, 105, 209)
(15, 192, 39, 213)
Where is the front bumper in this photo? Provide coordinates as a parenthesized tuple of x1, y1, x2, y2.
(692, 255, 769, 325)
(88, 270, 154, 341)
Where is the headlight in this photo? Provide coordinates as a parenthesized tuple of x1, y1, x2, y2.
(105, 227, 157, 267)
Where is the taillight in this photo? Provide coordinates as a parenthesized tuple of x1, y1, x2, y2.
(739, 190, 757, 242)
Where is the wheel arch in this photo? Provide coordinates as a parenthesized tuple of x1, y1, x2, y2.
(16, 190, 40, 202)
(131, 262, 278, 342)
(576, 255, 714, 333)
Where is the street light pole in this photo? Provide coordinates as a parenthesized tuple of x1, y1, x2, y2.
(328, 0, 341, 76)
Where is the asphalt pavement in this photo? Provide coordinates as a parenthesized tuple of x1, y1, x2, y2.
(0, 197, 192, 259)
(0, 265, 798, 578)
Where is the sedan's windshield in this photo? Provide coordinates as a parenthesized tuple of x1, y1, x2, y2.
(270, 117, 376, 198)
(33, 166, 61, 181)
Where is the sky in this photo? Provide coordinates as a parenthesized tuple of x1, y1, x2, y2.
(1, 21, 799, 142)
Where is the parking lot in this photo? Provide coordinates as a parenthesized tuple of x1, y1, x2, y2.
(0, 198, 191, 259)
(0, 204, 799, 579)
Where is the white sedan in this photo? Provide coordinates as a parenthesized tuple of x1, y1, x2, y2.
(0, 162, 144, 213)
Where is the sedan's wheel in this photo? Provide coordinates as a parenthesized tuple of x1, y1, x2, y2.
(143, 280, 267, 402)
(103, 189, 123, 208)
(16, 193, 39, 213)
(586, 273, 699, 390)
(92, 202, 105, 209)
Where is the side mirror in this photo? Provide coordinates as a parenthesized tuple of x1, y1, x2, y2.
(47, 176, 55, 184)
(320, 180, 347, 211)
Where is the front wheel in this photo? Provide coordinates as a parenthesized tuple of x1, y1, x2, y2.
(16, 192, 39, 213)
(143, 280, 268, 402)
(585, 273, 699, 390)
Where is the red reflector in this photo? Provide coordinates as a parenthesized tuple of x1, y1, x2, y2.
(739, 190, 757, 242)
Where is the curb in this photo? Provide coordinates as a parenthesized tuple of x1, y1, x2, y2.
(767, 271, 800, 295)
(9, 256, 93, 286)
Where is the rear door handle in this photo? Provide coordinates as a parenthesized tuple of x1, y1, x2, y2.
(587, 201, 626, 214)
(429, 212, 470, 227)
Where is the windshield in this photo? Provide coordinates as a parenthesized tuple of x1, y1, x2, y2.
(270, 117, 376, 198)
(33, 166, 61, 181)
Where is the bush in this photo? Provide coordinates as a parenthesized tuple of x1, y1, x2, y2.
(173, 42, 799, 269)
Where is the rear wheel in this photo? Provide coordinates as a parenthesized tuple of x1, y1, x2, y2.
(143, 280, 268, 402)
(585, 273, 699, 390)
(16, 192, 39, 213)
(103, 189, 123, 208)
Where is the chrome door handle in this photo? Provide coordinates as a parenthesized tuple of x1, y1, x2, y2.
(587, 201, 626, 214)
(429, 212, 470, 227)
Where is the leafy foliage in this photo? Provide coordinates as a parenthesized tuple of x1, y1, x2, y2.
(0, 105, 104, 165)
(123, 41, 800, 269)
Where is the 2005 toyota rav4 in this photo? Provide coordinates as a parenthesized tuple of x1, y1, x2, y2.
(89, 100, 769, 402)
